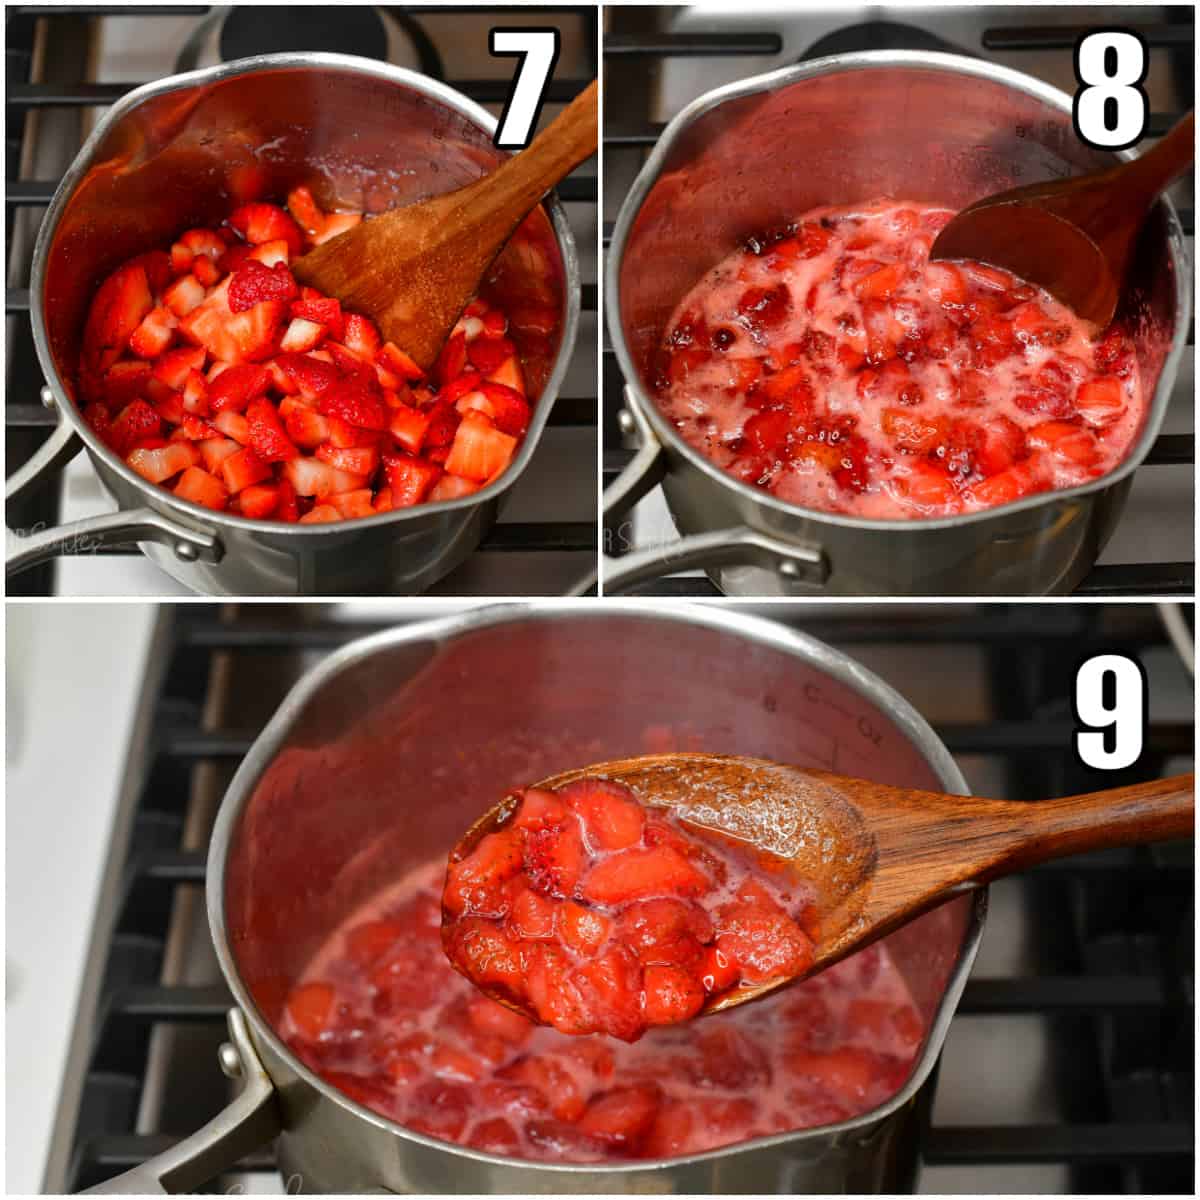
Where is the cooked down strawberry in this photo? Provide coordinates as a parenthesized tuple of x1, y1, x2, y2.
(78, 192, 535, 522)
(285, 847, 921, 1163)
(442, 778, 821, 1042)
(656, 198, 1146, 519)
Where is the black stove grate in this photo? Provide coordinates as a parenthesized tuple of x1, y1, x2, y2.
(61, 604, 1192, 1193)
(4, 5, 598, 595)
(601, 12, 1195, 598)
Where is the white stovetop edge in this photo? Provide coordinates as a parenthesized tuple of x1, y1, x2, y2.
(5, 603, 159, 1193)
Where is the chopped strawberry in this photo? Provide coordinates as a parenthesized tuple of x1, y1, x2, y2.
(427, 474, 480, 502)
(174, 465, 230, 510)
(126, 440, 199, 484)
(152, 346, 206, 390)
(299, 504, 341, 524)
(435, 330, 469, 385)
(309, 210, 361, 245)
(228, 202, 304, 257)
(1027, 420, 1099, 466)
(208, 363, 271, 413)
(577, 1084, 662, 1147)
(285, 981, 337, 1041)
(128, 306, 177, 359)
(854, 261, 907, 301)
(331, 489, 376, 520)
(179, 282, 284, 364)
(388, 404, 434, 455)
(221, 445, 272, 493)
(378, 341, 425, 382)
(97, 360, 152, 410)
(246, 396, 299, 461)
(342, 312, 381, 360)
(163, 274, 206, 318)
(715, 899, 813, 983)
(279, 317, 325, 353)
(443, 412, 517, 482)
(286, 185, 327, 238)
(559, 778, 645, 850)
(275, 351, 339, 399)
(556, 901, 613, 956)
(383, 452, 443, 508)
(318, 376, 387, 431)
(644, 964, 706, 1025)
(581, 846, 711, 906)
(284, 407, 332, 449)
(475, 383, 532, 437)
(283, 456, 367, 499)
(109, 399, 162, 455)
(316, 442, 379, 476)
(523, 820, 585, 899)
(197, 437, 241, 473)
(239, 482, 281, 519)
(291, 296, 344, 340)
(212, 409, 251, 445)
(228, 259, 298, 313)
(616, 898, 712, 968)
(1075, 376, 1125, 427)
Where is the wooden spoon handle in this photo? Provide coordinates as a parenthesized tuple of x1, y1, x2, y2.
(467, 79, 598, 229)
(1121, 110, 1194, 206)
(985, 772, 1193, 877)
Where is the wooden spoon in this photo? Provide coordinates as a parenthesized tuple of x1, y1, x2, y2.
(292, 79, 597, 371)
(452, 753, 1193, 1016)
(929, 111, 1194, 329)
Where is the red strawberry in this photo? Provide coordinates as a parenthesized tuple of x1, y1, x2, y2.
(318, 376, 387, 431)
(476, 383, 532, 437)
(162, 274, 206, 318)
(445, 917, 524, 992)
(174, 465, 229, 510)
(378, 341, 425, 382)
(388, 404, 434, 455)
(283, 456, 366, 499)
(197, 438, 241, 473)
(228, 202, 304, 257)
(246, 396, 299, 461)
(192, 255, 221, 286)
(342, 312, 381, 359)
(924, 261, 967, 306)
(880, 407, 948, 455)
(238, 482, 281, 519)
(444, 829, 524, 916)
(126, 441, 199, 484)
(98, 360, 152, 410)
(699, 944, 739, 993)
(508, 886, 558, 941)
(1027, 420, 1099, 466)
(331, 489, 376, 520)
(570, 944, 645, 1041)
(109, 399, 162, 455)
(275, 351, 339, 399)
(316, 442, 379, 476)
(643, 963, 706, 1025)
(577, 1084, 662, 1147)
(466, 335, 516, 374)
(275, 476, 300, 522)
(428, 474, 479, 502)
(179, 282, 284, 364)
(128, 305, 177, 359)
(435, 330, 469, 385)
(559, 778, 645, 851)
(221, 445, 272, 494)
(1075, 376, 1125, 427)
(228, 259, 299, 313)
(443, 412, 516, 482)
(582, 846, 710, 905)
(285, 185, 327, 238)
(152, 346, 206, 390)
(290, 297, 344, 341)
(735, 283, 791, 337)
(208, 363, 271, 413)
(854, 261, 907, 301)
(616, 897, 713, 968)
(522, 820, 585, 899)
(715, 899, 813, 983)
(497, 1055, 585, 1122)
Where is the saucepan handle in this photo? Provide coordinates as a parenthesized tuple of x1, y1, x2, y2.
(598, 393, 829, 595)
(84, 1010, 281, 1194)
(6, 410, 221, 577)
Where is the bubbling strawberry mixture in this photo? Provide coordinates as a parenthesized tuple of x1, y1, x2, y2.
(655, 200, 1145, 518)
(76, 189, 551, 523)
(281, 859, 923, 1162)
(442, 777, 817, 1042)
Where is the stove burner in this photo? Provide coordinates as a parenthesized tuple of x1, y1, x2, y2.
(220, 5, 389, 62)
(799, 21, 973, 61)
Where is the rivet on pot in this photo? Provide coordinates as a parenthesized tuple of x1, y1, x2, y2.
(40, 386, 55, 410)
(218, 1042, 243, 1079)
(618, 408, 636, 436)
(175, 541, 199, 563)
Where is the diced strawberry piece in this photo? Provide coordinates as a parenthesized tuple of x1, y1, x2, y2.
(170, 242, 194, 275)
(238, 482, 281, 519)
(174, 465, 229, 510)
(570, 945, 646, 1042)
(109, 398, 162, 455)
(577, 1084, 662, 1147)
(854, 261, 907, 301)
(97, 360, 152, 410)
(197, 437, 241, 473)
(192, 255, 220, 286)
(508, 886, 558, 941)
(559, 778, 645, 850)
(163, 274, 206, 317)
(715, 899, 813, 983)
(378, 341, 425, 381)
(82, 401, 113, 444)
(208, 363, 271, 413)
(466, 335, 516, 375)
(330, 488, 376, 519)
(699, 944, 739, 993)
(735, 283, 791, 337)
(216, 241, 253, 276)
(290, 297, 343, 340)
(286, 981, 337, 1040)
(924, 261, 967, 305)
(179, 281, 284, 364)
(275, 351, 339, 399)
(299, 503, 340, 524)
(787, 1046, 907, 1104)
(582, 845, 710, 905)
(1027, 420, 1099, 466)
(388, 404, 434, 455)
(523, 820, 585, 899)
(309, 210, 362, 245)
(380, 450, 441, 508)
(446, 916, 525, 993)
(282, 455, 367, 499)
(972, 415, 1027, 476)
(643, 964, 706, 1025)
(487, 355, 526, 392)
(1075, 376, 1125, 427)
(128, 305, 177, 359)
(284, 407, 332, 449)
(177, 228, 226, 262)
(616, 897, 713, 969)
(427, 474, 480, 502)
(286, 185, 327, 238)
(475, 383, 532, 437)
(325, 416, 379, 449)
(153, 389, 186, 426)
(221, 445, 272, 494)
(152, 345, 206, 390)
(127, 440, 199, 484)
(228, 259, 299, 313)
(444, 411, 517, 482)
(228, 202, 304, 257)
(316, 442, 379, 475)
(318, 376, 387, 431)
(212, 410, 251, 444)
(435, 330, 469, 385)
(900, 460, 958, 510)
(498, 1054, 585, 1122)
(880, 407, 948, 454)
(556, 901, 613, 956)
(246, 396, 299, 461)
(962, 261, 1014, 292)
(342, 312, 381, 359)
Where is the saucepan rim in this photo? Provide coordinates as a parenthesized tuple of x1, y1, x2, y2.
(606, 49, 1191, 535)
(207, 600, 987, 1174)
(30, 51, 581, 537)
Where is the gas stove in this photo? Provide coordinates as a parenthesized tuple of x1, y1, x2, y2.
(602, 4, 1195, 598)
(7, 602, 1192, 1193)
(5, 5, 598, 596)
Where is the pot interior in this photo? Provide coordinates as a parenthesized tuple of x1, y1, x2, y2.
(617, 60, 1178, 425)
(223, 609, 975, 1048)
(41, 59, 569, 403)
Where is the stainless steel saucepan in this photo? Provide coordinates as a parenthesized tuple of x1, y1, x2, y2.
(88, 602, 985, 1193)
(7, 53, 580, 595)
(604, 51, 1190, 596)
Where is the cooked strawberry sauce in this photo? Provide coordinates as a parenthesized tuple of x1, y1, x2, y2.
(655, 200, 1145, 517)
(281, 859, 923, 1162)
(77, 189, 545, 523)
(442, 778, 818, 1041)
